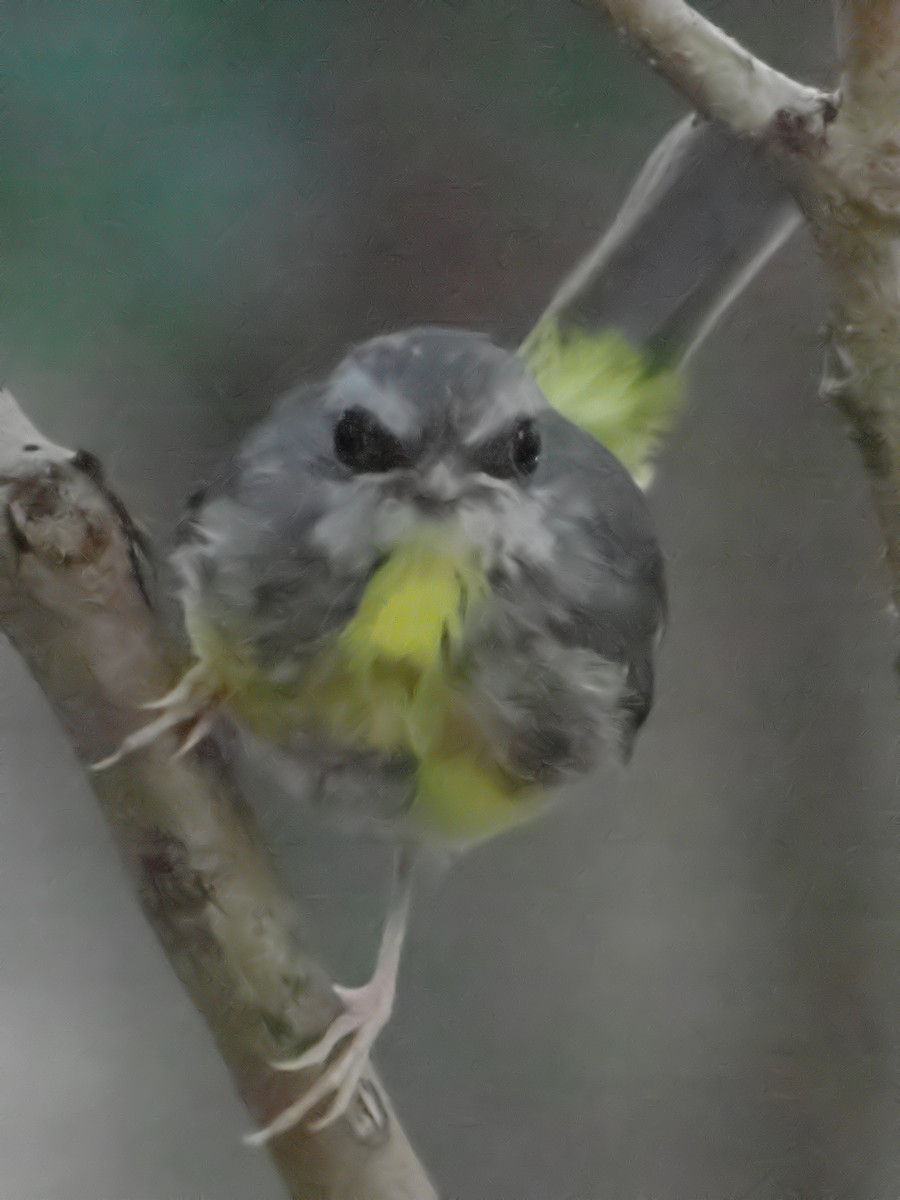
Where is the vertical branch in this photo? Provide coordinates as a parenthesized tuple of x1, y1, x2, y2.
(836, 0, 900, 121)
(819, 0, 900, 627)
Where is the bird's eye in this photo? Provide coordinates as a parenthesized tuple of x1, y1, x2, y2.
(480, 418, 541, 479)
(333, 407, 407, 473)
(511, 419, 541, 475)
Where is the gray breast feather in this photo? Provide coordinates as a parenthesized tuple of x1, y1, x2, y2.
(464, 630, 630, 787)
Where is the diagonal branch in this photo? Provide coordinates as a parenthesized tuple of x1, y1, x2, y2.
(596, 0, 828, 139)
(0, 389, 437, 1200)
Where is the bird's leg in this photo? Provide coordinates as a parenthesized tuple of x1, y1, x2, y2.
(246, 844, 416, 1144)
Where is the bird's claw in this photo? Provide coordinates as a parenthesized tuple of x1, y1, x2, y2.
(91, 664, 221, 771)
(245, 979, 394, 1145)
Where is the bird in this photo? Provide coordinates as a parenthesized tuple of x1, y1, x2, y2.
(95, 115, 798, 1142)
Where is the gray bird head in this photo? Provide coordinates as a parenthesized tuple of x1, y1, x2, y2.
(329, 326, 547, 453)
(233, 326, 559, 579)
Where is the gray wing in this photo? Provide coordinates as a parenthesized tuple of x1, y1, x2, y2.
(523, 409, 666, 755)
(465, 409, 665, 787)
(535, 113, 799, 366)
(172, 384, 368, 673)
(172, 385, 421, 831)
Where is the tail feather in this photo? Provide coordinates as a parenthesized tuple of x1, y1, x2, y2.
(522, 115, 799, 482)
(535, 113, 799, 364)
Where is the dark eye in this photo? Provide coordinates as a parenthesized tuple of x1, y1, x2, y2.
(480, 418, 541, 479)
(511, 419, 541, 474)
(333, 407, 407, 473)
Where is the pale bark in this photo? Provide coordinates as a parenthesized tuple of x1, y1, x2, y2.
(598, 0, 828, 137)
(0, 389, 437, 1200)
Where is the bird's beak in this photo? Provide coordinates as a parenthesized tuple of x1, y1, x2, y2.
(408, 462, 463, 516)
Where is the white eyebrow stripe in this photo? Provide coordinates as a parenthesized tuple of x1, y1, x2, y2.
(463, 390, 548, 444)
(324, 363, 419, 437)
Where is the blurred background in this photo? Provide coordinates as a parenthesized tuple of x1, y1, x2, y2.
(0, 1, 897, 1196)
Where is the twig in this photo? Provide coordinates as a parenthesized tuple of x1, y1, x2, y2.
(0, 389, 437, 1199)
(596, 0, 827, 138)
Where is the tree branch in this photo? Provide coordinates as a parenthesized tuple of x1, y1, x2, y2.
(594, 0, 900, 661)
(595, 0, 828, 139)
(819, 0, 900, 636)
(0, 389, 437, 1199)
(836, 0, 900, 122)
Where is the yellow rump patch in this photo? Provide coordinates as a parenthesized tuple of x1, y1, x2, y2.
(521, 321, 684, 487)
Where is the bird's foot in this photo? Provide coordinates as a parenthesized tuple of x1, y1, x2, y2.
(245, 977, 395, 1145)
(92, 663, 221, 770)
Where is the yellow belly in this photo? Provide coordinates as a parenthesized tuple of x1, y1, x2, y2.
(185, 538, 542, 843)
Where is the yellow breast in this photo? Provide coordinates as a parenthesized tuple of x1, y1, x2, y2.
(186, 537, 542, 843)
